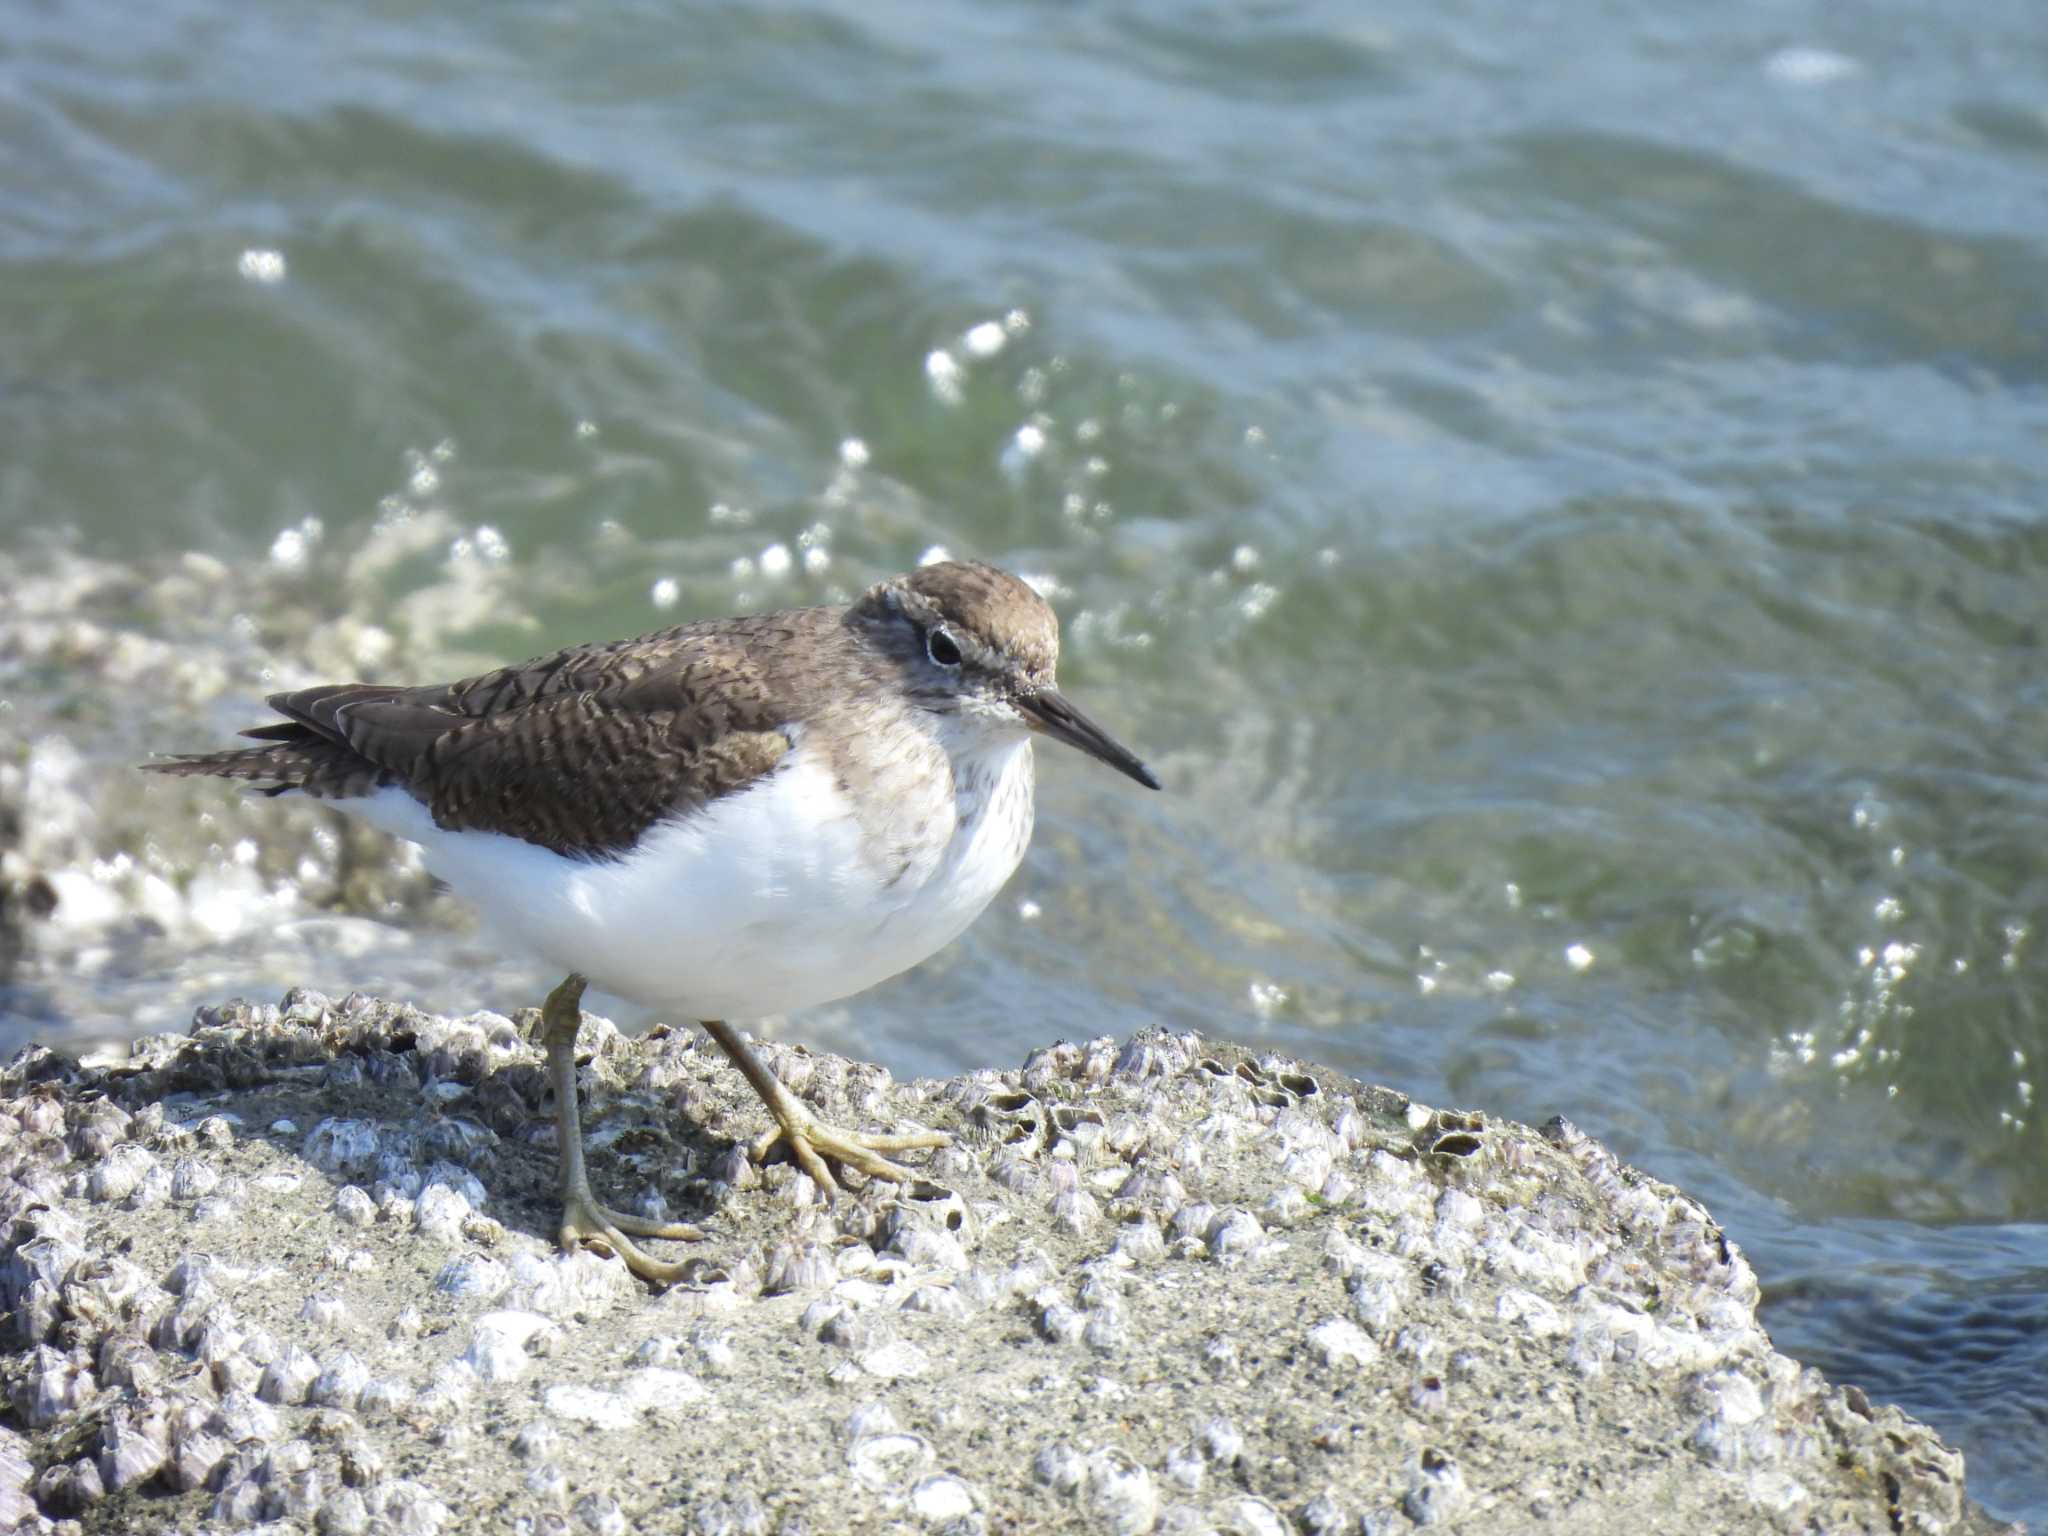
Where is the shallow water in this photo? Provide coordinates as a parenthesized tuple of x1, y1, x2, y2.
(4, 0, 2047, 1519)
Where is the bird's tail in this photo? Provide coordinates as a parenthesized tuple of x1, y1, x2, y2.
(141, 725, 388, 800)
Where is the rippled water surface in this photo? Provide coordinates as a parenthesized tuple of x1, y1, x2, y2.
(5, 0, 2048, 1519)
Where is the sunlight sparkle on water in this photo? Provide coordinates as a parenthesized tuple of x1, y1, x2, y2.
(1001, 423, 1048, 479)
(236, 248, 286, 284)
(269, 518, 323, 570)
(925, 349, 964, 405)
(1764, 46, 1858, 85)
(1248, 980, 1288, 1017)
(797, 522, 832, 550)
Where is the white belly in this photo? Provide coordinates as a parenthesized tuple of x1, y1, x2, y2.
(339, 740, 1035, 1020)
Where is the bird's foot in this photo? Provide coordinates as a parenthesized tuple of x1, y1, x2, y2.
(558, 1189, 707, 1285)
(749, 1103, 949, 1193)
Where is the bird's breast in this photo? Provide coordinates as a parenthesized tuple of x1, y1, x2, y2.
(887, 735, 1037, 938)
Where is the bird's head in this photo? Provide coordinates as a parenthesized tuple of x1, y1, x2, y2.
(851, 561, 1159, 790)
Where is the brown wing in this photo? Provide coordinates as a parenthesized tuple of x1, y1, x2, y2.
(146, 612, 824, 861)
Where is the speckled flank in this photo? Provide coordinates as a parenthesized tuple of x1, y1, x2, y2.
(0, 993, 2006, 1535)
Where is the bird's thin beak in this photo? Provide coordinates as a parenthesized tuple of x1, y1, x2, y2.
(1019, 689, 1161, 790)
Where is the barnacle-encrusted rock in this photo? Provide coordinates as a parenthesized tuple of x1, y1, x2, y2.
(0, 996, 2013, 1535)
(464, 1311, 562, 1384)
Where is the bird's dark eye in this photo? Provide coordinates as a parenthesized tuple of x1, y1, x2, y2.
(925, 626, 964, 668)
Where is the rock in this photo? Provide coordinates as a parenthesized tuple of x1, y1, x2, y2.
(1306, 1316, 1380, 1370)
(848, 1431, 933, 1494)
(463, 1311, 562, 1384)
(541, 1384, 635, 1431)
(0, 998, 2010, 1536)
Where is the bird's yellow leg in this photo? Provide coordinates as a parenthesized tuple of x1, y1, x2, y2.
(697, 1018, 948, 1191)
(541, 973, 704, 1281)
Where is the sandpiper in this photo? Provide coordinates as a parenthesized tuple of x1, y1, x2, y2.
(145, 560, 1159, 1280)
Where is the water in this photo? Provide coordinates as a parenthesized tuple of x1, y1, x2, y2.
(5, 0, 2047, 1519)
